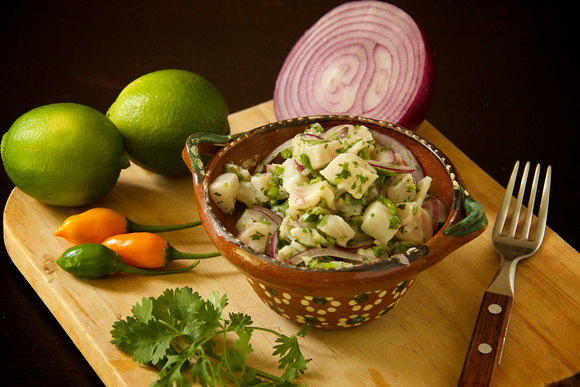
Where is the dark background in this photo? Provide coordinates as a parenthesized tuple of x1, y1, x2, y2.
(1, 1, 577, 385)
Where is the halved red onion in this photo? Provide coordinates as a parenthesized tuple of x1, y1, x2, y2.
(274, 1, 436, 131)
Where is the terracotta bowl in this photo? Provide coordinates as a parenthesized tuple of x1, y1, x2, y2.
(184, 116, 487, 329)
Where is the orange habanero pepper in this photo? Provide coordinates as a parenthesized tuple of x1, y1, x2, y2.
(54, 207, 202, 245)
(102, 232, 220, 269)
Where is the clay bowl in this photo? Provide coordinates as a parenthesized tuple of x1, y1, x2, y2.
(184, 116, 487, 329)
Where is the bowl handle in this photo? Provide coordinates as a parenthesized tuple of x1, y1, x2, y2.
(184, 132, 244, 179)
(444, 186, 488, 237)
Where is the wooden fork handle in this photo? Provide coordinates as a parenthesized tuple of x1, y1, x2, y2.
(458, 291, 514, 386)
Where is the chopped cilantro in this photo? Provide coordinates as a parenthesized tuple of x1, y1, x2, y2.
(336, 162, 351, 181)
(389, 213, 402, 229)
(281, 148, 293, 159)
(250, 230, 266, 240)
(358, 148, 370, 160)
(300, 153, 314, 171)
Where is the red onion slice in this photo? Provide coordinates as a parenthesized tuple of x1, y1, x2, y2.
(253, 204, 283, 225)
(274, 1, 436, 131)
(295, 159, 305, 172)
(373, 131, 424, 181)
(321, 124, 351, 140)
(286, 247, 380, 265)
(368, 161, 416, 173)
(427, 196, 440, 227)
(257, 138, 293, 169)
(423, 196, 445, 232)
(375, 148, 396, 164)
(335, 241, 376, 251)
(269, 231, 278, 259)
(301, 133, 324, 141)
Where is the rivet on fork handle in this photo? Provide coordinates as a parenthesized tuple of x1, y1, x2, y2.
(458, 291, 513, 386)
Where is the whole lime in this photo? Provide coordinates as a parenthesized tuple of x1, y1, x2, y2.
(107, 69, 230, 176)
(1, 103, 130, 207)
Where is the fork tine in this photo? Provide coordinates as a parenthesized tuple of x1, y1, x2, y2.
(534, 165, 552, 243)
(521, 163, 541, 239)
(493, 161, 520, 238)
(507, 161, 530, 237)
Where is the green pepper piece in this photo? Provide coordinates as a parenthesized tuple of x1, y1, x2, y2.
(56, 243, 198, 278)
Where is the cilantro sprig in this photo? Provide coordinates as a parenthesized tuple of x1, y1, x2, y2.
(111, 287, 312, 386)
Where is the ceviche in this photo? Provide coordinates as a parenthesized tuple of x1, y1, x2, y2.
(209, 123, 446, 269)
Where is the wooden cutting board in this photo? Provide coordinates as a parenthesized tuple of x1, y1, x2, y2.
(4, 101, 579, 386)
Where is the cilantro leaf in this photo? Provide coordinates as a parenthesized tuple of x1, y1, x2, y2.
(110, 317, 135, 353)
(273, 335, 309, 374)
(273, 324, 312, 381)
(132, 297, 154, 322)
(132, 319, 174, 365)
(190, 357, 212, 387)
(228, 312, 253, 334)
(153, 352, 192, 387)
(208, 290, 228, 312)
(169, 287, 203, 323)
(110, 287, 311, 386)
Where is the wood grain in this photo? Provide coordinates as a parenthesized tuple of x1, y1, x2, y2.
(458, 291, 514, 386)
(4, 101, 579, 386)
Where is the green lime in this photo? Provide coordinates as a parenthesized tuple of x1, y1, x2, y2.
(107, 69, 230, 176)
(1, 103, 130, 207)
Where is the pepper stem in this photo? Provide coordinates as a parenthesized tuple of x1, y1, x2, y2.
(126, 218, 203, 234)
(164, 244, 222, 263)
(121, 261, 200, 276)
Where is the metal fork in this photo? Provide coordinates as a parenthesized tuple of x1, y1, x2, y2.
(458, 161, 552, 386)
